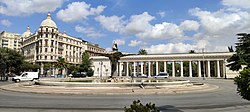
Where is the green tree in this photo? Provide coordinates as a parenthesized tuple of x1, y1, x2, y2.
(0, 48, 25, 76)
(55, 57, 67, 76)
(124, 100, 159, 112)
(138, 49, 148, 55)
(234, 68, 250, 100)
(79, 52, 94, 77)
(189, 50, 195, 53)
(227, 33, 250, 100)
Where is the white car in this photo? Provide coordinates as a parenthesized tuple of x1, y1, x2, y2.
(154, 72, 169, 78)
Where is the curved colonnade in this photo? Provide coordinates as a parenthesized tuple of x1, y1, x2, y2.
(92, 52, 239, 78)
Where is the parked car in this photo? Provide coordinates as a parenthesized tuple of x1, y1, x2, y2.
(154, 72, 169, 78)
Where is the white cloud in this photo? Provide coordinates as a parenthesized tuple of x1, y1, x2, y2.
(125, 12, 154, 34)
(57, 2, 106, 22)
(0, 0, 63, 16)
(0, 19, 12, 27)
(189, 7, 250, 49)
(95, 15, 125, 32)
(75, 25, 104, 38)
(137, 22, 183, 39)
(180, 20, 200, 31)
(157, 11, 166, 17)
(113, 39, 125, 45)
(144, 40, 228, 54)
(222, 0, 250, 9)
(128, 40, 146, 47)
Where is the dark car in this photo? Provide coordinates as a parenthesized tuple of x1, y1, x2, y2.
(154, 72, 169, 78)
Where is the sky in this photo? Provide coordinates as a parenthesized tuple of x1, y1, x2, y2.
(1, 0, 250, 54)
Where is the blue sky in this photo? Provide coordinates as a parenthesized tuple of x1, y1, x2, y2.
(1, 0, 250, 54)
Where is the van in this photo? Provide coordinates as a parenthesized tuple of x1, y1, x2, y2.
(12, 72, 39, 83)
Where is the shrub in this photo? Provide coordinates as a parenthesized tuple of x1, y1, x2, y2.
(124, 100, 159, 112)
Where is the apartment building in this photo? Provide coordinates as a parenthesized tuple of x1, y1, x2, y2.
(0, 31, 22, 51)
(2, 13, 106, 76)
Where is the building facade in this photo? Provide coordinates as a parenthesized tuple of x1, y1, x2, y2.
(91, 52, 239, 78)
(1, 13, 106, 76)
(0, 31, 22, 51)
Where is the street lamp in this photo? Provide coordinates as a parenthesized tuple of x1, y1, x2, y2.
(99, 61, 103, 78)
(224, 59, 227, 79)
(202, 48, 205, 80)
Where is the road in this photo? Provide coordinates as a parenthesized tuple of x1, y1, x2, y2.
(0, 78, 249, 112)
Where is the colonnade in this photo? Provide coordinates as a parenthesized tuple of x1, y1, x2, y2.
(117, 60, 225, 78)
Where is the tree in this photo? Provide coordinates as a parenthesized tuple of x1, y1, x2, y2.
(79, 52, 94, 77)
(227, 33, 250, 100)
(124, 100, 159, 112)
(189, 50, 195, 53)
(55, 57, 67, 76)
(234, 68, 250, 100)
(0, 48, 25, 76)
(138, 49, 148, 55)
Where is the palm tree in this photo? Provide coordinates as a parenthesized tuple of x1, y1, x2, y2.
(55, 57, 67, 76)
(138, 49, 148, 55)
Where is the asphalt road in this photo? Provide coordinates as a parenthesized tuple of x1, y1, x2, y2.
(0, 78, 249, 112)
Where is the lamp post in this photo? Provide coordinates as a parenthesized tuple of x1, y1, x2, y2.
(202, 48, 205, 80)
(224, 59, 227, 79)
(99, 61, 103, 78)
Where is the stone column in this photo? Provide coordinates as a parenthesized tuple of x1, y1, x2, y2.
(172, 61, 175, 77)
(189, 61, 192, 77)
(133, 62, 136, 77)
(40, 63, 44, 76)
(198, 61, 201, 77)
(164, 61, 167, 73)
(156, 61, 159, 75)
(141, 62, 144, 74)
(119, 62, 122, 76)
(207, 61, 211, 77)
(126, 62, 129, 76)
(180, 61, 183, 77)
(217, 60, 220, 78)
(148, 61, 151, 77)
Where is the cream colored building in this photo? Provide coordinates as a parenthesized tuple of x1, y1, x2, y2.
(20, 13, 106, 76)
(0, 31, 22, 51)
(91, 52, 239, 78)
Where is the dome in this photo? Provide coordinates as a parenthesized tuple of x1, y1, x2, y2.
(40, 13, 57, 28)
(22, 26, 32, 37)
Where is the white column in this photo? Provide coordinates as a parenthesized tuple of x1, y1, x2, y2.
(189, 61, 192, 77)
(41, 63, 44, 76)
(126, 62, 129, 76)
(119, 62, 122, 76)
(141, 62, 144, 74)
(133, 62, 136, 77)
(180, 61, 183, 77)
(198, 61, 201, 77)
(172, 61, 175, 77)
(217, 60, 220, 78)
(156, 61, 159, 75)
(207, 61, 211, 77)
(148, 61, 151, 77)
(164, 61, 167, 73)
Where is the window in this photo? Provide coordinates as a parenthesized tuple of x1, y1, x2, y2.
(46, 34, 48, 37)
(51, 40, 54, 47)
(51, 48, 53, 52)
(51, 56, 53, 60)
(45, 56, 47, 59)
(46, 28, 48, 32)
(45, 48, 47, 52)
(45, 39, 48, 46)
